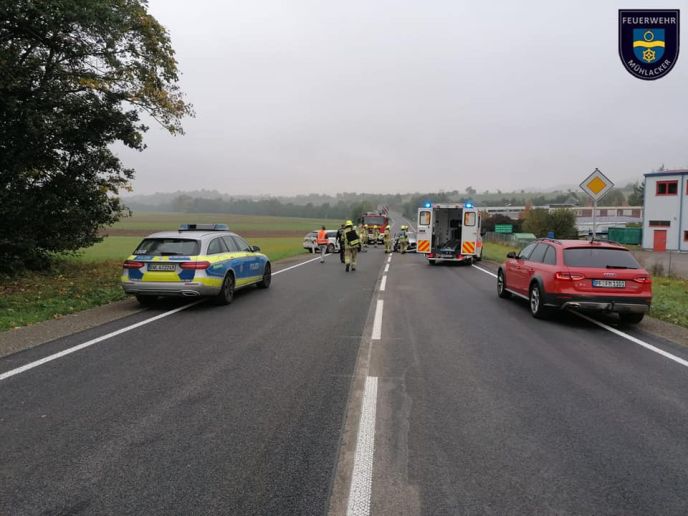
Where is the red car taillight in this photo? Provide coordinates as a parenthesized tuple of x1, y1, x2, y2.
(180, 261, 211, 270)
(633, 275, 652, 284)
(428, 253, 435, 258)
(123, 260, 144, 269)
(555, 271, 585, 281)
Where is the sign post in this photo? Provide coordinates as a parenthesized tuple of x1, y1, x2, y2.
(579, 168, 614, 239)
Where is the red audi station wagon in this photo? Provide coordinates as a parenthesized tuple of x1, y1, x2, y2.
(497, 239, 652, 324)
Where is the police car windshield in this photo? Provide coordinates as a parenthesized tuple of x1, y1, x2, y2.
(133, 238, 200, 256)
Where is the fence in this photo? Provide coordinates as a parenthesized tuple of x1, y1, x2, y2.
(631, 249, 688, 279)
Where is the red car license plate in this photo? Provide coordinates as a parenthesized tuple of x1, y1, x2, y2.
(592, 279, 625, 288)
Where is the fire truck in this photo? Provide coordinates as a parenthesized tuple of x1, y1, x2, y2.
(361, 210, 390, 244)
(416, 202, 483, 265)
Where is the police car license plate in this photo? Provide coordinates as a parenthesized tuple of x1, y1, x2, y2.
(148, 263, 176, 272)
(592, 279, 625, 288)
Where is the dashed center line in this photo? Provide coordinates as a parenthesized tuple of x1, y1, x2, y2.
(372, 300, 384, 340)
(384, 263, 390, 273)
(380, 275, 387, 292)
(346, 376, 378, 516)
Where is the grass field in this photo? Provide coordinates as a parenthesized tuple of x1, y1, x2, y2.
(1, 212, 337, 331)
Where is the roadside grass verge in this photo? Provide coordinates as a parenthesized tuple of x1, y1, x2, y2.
(481, 242, 688, 329)
(0, 260, 126, 331)
(650, 276, 688, 328)
(482, 241, 519, 262)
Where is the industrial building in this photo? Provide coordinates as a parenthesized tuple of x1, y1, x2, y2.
(642, 169, 688, 251)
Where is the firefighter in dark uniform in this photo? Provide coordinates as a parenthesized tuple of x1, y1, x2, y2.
(336, 224, 345, 263)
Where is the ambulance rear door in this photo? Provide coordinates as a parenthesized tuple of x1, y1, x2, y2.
(460, 207, 480, 257)
(416, 207, 433, 254)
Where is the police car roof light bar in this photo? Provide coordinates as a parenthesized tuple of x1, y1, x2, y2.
(179, 223, 229, 232)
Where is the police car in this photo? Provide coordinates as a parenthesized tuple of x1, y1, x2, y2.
(121, 224, 271, 306)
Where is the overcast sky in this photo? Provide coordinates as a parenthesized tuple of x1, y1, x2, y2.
(118, 0, 688, 196)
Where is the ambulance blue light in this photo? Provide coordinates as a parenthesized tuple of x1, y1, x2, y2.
(424, 202, 432, 208)
(465, 202, 473, 209)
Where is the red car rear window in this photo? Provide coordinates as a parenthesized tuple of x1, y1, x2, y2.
(563, 248, 640, 269)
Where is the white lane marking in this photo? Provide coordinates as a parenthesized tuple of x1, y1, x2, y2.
(273, 254, 325, 275)
(371, 300, 384, 341)
(1, 254, 324, 382)
(379, 275, 387, 292)
(472, 264, 498, 278)
(384, 264, 390, 273)
(346, 376, 378, 516)
(387, 255, 392, 263)
(573, 312, 688, 369)
(0, 300, 204, 382)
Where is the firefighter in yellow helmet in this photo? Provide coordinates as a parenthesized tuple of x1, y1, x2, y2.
(398, 225, 409, 254)
(342, 220, 360, 272)
(371, 225, 379, 247)
(384, 225, 393, 253)
(359, 223, 368, 250)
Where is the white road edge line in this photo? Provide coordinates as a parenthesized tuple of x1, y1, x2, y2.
(346, 375, 378, 516)
(371, 300, 384, 341)
(379, 275, 387, 292)
(470, 262, 688, 370)
(573, 312, 688, 369)
(273, 254, 324, 275)
(384, 263, 390, 273)
(1, 254, 324, 382)
(472, 264, 498, 278)
(0, 300, 204, 381)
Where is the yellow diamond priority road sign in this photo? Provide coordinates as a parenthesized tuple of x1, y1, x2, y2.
(580, 168, 614, 201)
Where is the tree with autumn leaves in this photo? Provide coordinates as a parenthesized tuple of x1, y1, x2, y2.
(0, 0, 192, 270)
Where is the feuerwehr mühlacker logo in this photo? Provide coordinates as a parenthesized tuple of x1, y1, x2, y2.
(619, 9, 680, 80)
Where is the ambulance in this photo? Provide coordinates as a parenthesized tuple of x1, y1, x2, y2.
(416, 202, 483, 265)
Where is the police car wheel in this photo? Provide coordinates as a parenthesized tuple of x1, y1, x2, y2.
(257, 263, 271, 289)
(135, 294, 157, 307)
(215, 273, 235, 305)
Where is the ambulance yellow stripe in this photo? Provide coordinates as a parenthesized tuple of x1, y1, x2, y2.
(462, 242, 475, 254)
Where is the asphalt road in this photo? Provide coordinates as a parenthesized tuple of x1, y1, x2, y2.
(0, 253, 385, 515)
(2, 225, 688, 515)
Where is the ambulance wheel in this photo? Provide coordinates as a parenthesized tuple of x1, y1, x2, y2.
(257, 262, 271, 289)
(428, 259, 436, 266)
(215, 273, 235, 305)
(136, 295, 157, 307)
